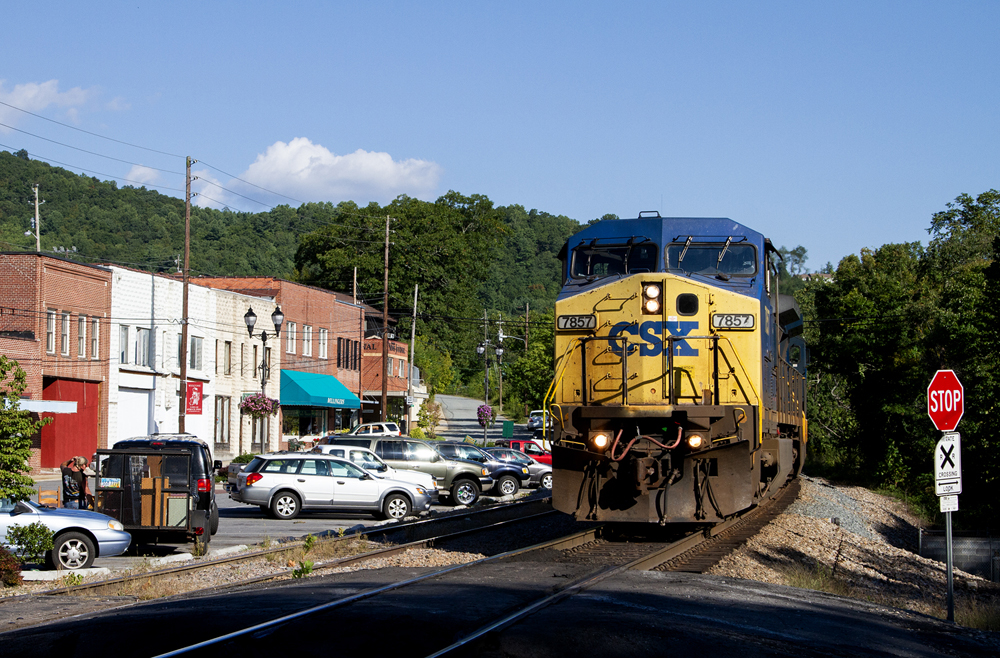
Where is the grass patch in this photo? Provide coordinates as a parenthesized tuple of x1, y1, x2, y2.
(956, 596, 1000, 632)
(781, 561, 855, 598)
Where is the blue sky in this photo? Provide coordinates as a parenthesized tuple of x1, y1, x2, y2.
(1, 2, 997, 270)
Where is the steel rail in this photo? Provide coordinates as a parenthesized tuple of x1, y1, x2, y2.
(427, 478, 801, 656)
(153, 524, 605, 657)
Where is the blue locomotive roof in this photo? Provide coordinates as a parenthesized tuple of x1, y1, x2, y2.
(560, 215, 769, 298)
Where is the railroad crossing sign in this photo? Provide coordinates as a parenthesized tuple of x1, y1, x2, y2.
(934, 432, 962, 496)
(927, 369, 963, 431)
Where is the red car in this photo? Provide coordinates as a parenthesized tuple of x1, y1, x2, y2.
(493, 439, 551, 465)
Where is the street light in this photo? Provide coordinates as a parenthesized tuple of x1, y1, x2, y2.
(244, 305, 284, 394)
(476, 341, 504, 444)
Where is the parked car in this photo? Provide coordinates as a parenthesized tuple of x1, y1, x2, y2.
(311, 444, 439, 498)
(335, 422, 402, 437)
(486, 448, 553, 489)
(95, 434, 222, 546)
(433, 441, 530, 497)
(491, 438, 552, 465)
(233, 453, 432, 520)
(1, 498, 132, 570)
(526, 410, 553, 431)
(321, 437, 491, 506)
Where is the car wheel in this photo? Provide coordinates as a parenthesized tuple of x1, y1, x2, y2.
(495, 475, 519, 497)
(540, 473, 553, 489)
(270, 491, 301, 520)
(382, 494, 411, 520)
(210, 502, 220, 535)
(48, 532, 96, 570)
(450, 479, 479, 506)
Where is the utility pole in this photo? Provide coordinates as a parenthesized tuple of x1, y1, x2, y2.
(497, 314, 504, 415)
(407, 284, 418, 433)
(525, 302, 529, 352)
(355, 267, 363, 421)
(179, 156, 193, 433)
(380, 215, 390, 421)
(31, 184, 42, 252)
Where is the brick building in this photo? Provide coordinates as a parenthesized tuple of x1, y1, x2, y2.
(0, 253, 112, 471)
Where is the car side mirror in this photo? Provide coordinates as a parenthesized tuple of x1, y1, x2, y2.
(360, 472, 373, 480)
(213, 460, 223, 472)
(12, 500, 32, 516)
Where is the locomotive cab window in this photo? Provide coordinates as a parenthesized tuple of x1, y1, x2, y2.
(666, 240, 756, 277)
(570, 238, 658, 280)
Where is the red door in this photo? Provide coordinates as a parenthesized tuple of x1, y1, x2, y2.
(40, 379, 100, 468)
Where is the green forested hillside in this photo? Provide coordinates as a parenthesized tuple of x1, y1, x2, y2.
(0, 149, 582, 384)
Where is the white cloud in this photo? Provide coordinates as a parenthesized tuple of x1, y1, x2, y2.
(0, 79, 94, 130)
(125, 165, 159, 187)
(236, 137, 443, 206)
(106, 96, 130, 112)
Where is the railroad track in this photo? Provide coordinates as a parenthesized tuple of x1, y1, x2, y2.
(26, 497, 558, 599)
(150, 479, 801, 657)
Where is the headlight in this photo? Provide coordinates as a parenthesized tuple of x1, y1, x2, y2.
(481, 468, 489, 476)
(687, 434, 704, 449)
(592, 433, 610, 449)
(522, 467, 529, 474)
(415, 487, 428, 495)
(108, 520, 124, 531)
(642, 282, 662, 315)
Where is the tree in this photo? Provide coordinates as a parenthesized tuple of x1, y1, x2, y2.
(500, 311, 556, 412)
(0, 357, 50, 502)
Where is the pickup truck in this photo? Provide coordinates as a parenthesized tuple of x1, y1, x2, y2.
(491, 438, 551, 465)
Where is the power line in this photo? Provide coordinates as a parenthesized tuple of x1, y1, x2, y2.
(0, 99, 185, 158)
(0, 121, 182, 175)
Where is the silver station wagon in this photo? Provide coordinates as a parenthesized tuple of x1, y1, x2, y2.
(233, 453, 433, 520)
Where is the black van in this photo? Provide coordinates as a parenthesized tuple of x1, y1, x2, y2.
(95, 434, 222, 546)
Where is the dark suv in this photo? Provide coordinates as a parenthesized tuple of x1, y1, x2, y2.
(322, 436, 492, 506)
(95, 434, 222, 546)
(434, 441, 530, 497)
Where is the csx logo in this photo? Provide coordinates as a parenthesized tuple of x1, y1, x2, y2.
(609, 320, 699, 357)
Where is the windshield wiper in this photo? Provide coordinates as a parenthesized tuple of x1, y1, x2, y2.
(677, 236, 692, 264)
(716, 236, 732, 267)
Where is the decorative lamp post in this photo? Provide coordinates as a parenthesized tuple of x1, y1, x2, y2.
(475, 341, 504, 445)
(240, 306, 284, 451)
(244, 305, 284, 393)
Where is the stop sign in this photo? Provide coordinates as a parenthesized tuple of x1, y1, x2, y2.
(928, 370, 964, 431)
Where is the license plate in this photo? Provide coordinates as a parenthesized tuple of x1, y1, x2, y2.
(557, 314, 597, 330)
(712, 313, 755, 329)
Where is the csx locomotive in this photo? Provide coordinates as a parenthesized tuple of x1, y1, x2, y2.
(546, 213, 806, 524)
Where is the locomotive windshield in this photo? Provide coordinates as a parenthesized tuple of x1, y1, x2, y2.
(665, 238, 757, 277)
(570, 238, 658, 280)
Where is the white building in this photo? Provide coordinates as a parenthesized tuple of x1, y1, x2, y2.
(107, 266, 281, 460)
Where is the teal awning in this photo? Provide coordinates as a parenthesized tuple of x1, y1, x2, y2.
(280, 370, 361, 409)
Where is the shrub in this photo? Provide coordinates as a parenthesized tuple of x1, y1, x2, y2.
(5, 521, 54, 564)
(231, 453, 258, 464)
(0, 547, 22, 587)
(409, 427, 426, 440)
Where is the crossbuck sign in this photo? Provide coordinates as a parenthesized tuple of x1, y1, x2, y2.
(934, 432, 962, 496)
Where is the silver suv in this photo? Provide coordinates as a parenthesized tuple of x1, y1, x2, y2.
(233, 453, 433, 520)
(322, 437, 492, 506)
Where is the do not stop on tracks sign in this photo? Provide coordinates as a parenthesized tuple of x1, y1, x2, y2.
(927, 369, 963, 431)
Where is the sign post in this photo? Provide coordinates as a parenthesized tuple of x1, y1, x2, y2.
(928, 370, 964, 623)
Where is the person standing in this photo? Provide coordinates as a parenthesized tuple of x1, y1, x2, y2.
(61, 458, 85, 509)
(75, 456, 94, 509)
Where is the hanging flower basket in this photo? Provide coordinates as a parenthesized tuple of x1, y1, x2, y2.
(240, 393, 280, 419)
(477, 404, 494, 428)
